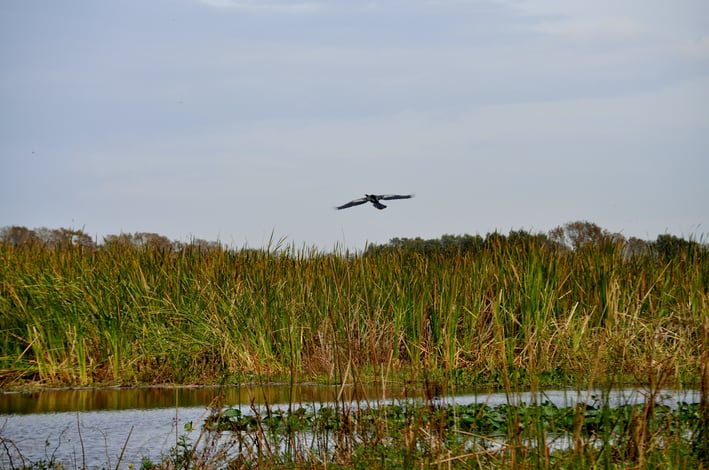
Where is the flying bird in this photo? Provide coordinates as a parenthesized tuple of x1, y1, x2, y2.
(336, 194, 414, 210)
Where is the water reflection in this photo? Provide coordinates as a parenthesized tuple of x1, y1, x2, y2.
(1, 383, 701, 415)
(0, 382, 420, 414)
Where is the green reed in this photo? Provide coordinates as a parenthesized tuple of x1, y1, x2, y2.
(0, 232, 706, 389)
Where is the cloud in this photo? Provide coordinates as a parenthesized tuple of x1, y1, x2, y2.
(501, 0, 709, 40)
(199, 0, 321, 12)
(682, 35, 709, 59)
(527, 16, 646, 40)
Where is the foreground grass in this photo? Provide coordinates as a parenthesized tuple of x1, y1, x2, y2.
(190, 396, 706, 469)
(2, 391, 707, 469)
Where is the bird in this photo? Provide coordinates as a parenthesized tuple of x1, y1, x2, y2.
(336, 194, 413, 210)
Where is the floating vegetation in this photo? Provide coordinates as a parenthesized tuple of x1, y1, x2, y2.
(192, 398, 704, 468)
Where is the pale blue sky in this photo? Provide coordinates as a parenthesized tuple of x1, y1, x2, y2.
(1, 0, 708, 250)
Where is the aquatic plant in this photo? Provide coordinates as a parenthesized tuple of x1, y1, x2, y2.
(1, 225, 706, 391)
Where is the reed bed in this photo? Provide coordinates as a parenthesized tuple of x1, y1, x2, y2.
(1, 228, 706, 390)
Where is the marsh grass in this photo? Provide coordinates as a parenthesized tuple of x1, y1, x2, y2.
(1, 232, 706, 390)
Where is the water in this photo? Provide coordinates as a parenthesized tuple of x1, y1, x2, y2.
(0, 385, 700, 469)
(2, 406, 203, 469)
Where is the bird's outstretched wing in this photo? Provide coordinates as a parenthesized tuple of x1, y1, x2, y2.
(336, 197, 369, 210)
(378, 194, 414, 201)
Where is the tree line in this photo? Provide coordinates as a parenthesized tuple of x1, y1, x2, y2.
(0, 221, 706, 262)
(0, 225, 220, 252)
(366, 220, 707, 262)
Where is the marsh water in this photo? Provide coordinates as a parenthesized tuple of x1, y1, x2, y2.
(1, 384, 700, 469)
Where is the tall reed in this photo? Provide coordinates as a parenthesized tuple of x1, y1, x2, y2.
(0, 232, 706, 390)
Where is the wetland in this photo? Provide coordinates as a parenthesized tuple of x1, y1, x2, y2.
(1, 224, 707, 468)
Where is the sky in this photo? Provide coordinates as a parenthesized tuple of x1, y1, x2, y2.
(1, 0, 708, 251)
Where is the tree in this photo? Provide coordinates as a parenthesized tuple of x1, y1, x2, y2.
(651, 233, 704, 261)
(623, 237, 650, 259)
(548, 220, 623, 251)
(0, 226, 39, 246)
(0, 226, 94, 249)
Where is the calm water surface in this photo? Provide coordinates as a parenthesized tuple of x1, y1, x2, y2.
(0, 385, 699, 469)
